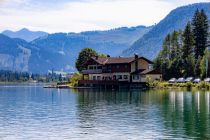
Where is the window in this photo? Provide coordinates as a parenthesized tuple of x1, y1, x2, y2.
(116, 65, 120, 69)
(97, 76, 101, 80)
(124, 75, 128, 80)
(89, 66, 93, 70)
(113, 75, 116, 80)
(97, 66, 102, 69)
(117, 75, 122, 80)
(93, 76, 96, 80)
(148, 64, 153, 70)
(133, 75, 139, 80)
(125, 65, 128, 68)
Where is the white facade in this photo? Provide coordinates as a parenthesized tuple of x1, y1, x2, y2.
(88, 73, 130, 82)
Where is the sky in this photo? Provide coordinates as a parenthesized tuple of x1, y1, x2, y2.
(0, 0, 209, 33)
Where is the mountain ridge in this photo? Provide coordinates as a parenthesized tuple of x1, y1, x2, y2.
(0, 25, 152, 73)
(2, 28, 48, 42)
(122, 2, 210, 59)
(1, 2, 209, 73)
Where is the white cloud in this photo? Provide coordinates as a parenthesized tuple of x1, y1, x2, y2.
(0, 0, 209, 33)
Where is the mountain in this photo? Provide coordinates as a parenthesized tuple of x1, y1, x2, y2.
(0, 34, 33, 71)
(30, 26, 152, 72)
(1, 3, 210, 73)
(2, 28, 48, 42)
(0, 34, 52, 73)
(0, 26, 152, 73)
(122, 3, 210, 59)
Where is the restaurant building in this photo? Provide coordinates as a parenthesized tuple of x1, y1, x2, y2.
(79, 54, 162, 88)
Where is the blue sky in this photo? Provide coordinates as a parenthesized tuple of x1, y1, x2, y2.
(0, 0, 209, 33)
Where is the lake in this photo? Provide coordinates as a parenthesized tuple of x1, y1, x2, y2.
(0, 85, 210, 139)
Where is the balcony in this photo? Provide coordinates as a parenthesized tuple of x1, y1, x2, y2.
(82, 69, 102, 74)
(78, 80, 129, 85)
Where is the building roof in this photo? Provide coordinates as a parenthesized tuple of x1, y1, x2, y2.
(141, 69, 162, 75)
(136, 57, 154, 64)
(131, 69, 162, 75)
(91, 56, 153, 65)
(130, 69, 145, 74)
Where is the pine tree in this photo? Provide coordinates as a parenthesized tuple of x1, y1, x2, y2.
(59, 74, 62, 82)
(154, 34, 171, 79)
(170, 31, 179, 60)
(154, 9, 209, 80)
(181, 22, 195, 77)
(184, 55, 195, 77)
(194, 56, 202, 77)
(182, 22, 194, 59)
(169, 31, 183, 77)
(161, 34, 171, 60)
(192, 9, 209, 59)
(200, 48, 210, 78)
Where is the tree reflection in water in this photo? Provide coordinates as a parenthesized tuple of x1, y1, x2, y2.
(73, 89, 210, 139)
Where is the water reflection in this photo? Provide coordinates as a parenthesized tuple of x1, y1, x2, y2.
(73, 89, 210, 139)
(206, 92, 210, 113)
(0, 86, 210, 139)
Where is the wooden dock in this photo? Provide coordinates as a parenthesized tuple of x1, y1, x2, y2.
(43, 82, 70, 89)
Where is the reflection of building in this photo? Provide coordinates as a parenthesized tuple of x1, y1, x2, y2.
(79, 54, 162, 87)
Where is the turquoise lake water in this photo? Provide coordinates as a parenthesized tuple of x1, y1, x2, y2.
(0, 85, 209, 139)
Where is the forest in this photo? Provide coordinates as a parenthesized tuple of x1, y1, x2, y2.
(0, 70, 65, 83)
(154, 9, 209, 80)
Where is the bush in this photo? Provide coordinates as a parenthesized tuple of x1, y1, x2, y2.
(149, 80, 210, 90)
(195, 81, 210, 90)
(186, 82, 193, 90)
(69, 73, 82, 87)
(148, 81, 169, 89)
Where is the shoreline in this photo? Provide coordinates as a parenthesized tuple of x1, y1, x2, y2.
(2, 81, 209, 91)
(0, 82, 53, 85)
(148, 81, 210, 90)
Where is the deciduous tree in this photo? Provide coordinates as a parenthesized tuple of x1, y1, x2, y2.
(76, 48, 97, 72)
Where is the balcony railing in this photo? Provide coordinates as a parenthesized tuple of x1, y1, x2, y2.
(82, 69, 102, 74)
(78, 80, 130, 85)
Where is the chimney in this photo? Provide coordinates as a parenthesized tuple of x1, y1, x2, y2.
(134, 53, 138, 71)
(134, 53, 139, 59)
(107, 55, 110, 58)
(96, 56, 98, 60)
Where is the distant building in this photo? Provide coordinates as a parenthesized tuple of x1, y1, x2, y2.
(48, 70, 74, 78)
(79, 54, 162, 87)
